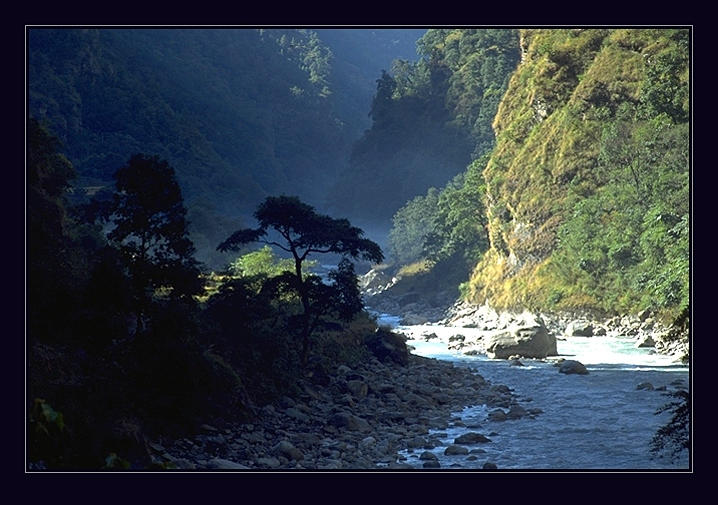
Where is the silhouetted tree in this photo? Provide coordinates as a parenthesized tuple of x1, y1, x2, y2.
(650, 389, 690, 461)
(218, 196, 383, 364)
(97, 154, 202, 332)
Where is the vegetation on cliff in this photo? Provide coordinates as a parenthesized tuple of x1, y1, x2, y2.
(461, 28, 689, 321)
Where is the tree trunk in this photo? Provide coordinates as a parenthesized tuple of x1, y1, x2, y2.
(295, 256, 311, 367)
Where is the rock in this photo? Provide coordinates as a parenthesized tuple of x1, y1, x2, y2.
(272, 440, 304, 461)
(419, 451, 438, 460)
(509, 359, 524, 367)
(365, 328, 409, 365)
(506, 405, 528, 419)
(638, 309, 651, 321)
(285, 407, 310, 423)
(328, 412, 371, 432)
(484, 314, 557, 359)
(565, 321, 594, 337)
(346, 380, 368, 398)
(636, 382, 654, 391)
(454, 432, 491, 444)
(359, 436, 376, 448)
(449, 334, 465, 342)
(259, 457, 283, 469)
(423, 460, 441, 468)
(488, 409, 507, 422)
(483, 462, 498, 470)
(424, 332, 439, 340)
(207, 457, 250, 470)
(558, 360, 589, 375)
(594, 326, 607, 336)
(444, 445, 469, 456)
(636, 335, 656, 348)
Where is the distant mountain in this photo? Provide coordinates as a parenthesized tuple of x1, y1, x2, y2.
(327, 29, 520, 229)
(315, 28, 426, 138)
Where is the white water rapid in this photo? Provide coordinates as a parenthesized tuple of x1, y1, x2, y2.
(375, 313, 690, 471)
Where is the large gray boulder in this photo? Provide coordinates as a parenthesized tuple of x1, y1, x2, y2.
(485, 314, 557, 359)
(558, 360, 589, 375)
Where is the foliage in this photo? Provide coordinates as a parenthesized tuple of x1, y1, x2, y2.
(389, 188, 440, 265)
(650, 390, 690, 461)
(467, 28, 689, 319)
(228, 245, 298, 279)
(329, 28, 519, 224)
(218, 196, 383, 364)
(92, 154, 203, 330)
(29, 399, 67, 467)
(27, 28, 357, 269)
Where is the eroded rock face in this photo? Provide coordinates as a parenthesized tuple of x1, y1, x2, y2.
(485, 314, 557, 359)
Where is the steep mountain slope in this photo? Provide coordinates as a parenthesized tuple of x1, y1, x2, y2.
(27, 28, 427, 267)
(467, 28, 689, 319)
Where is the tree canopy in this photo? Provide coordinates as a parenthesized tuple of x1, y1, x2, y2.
(96, 154, 202, 331)
(218, 195, 383, 264)
(218, 196, 383, 364)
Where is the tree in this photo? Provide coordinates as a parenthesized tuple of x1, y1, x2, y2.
(98, 154, 202, 332)
(217, 196, 383, 364)
(650, 389, 690, 461)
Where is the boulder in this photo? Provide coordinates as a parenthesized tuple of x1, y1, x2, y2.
(635, 335, 656, 348)
(558, 360, 589, 375)
(285, 407, 310, 423)
(272, 440, 304, 461)
(256, 456, 281, 469)
(444, 445, 469, 456)
(365, 328, 409, 365)
(419, 451, 438, 461)
(565, 321, 594, 337)
(346, 380, 368, 398)
(488, 409, 507, 422)
(636, 382, 654, 391)
(454, 432, 491, 444)
(483, 462, 498, 470)
(506, 405, 528, 419)
(485, 314, 557, 359)
(329, 412, 371, 432)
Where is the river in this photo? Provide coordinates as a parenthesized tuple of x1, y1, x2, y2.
(374, 313, 690, 471)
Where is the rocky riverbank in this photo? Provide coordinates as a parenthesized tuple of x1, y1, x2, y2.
(438, 301, 689, 363)
(360, 266, 689, 364)
(146, 352, 530, 471)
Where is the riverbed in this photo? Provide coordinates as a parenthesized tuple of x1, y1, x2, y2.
(376, 314, 690, 470)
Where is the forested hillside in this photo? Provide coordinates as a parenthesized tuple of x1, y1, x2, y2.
(28, 28, 427, 267)
(461, 29, 690, 320)
(383, 28, 689, 323)
(329, 29, 520, 227)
